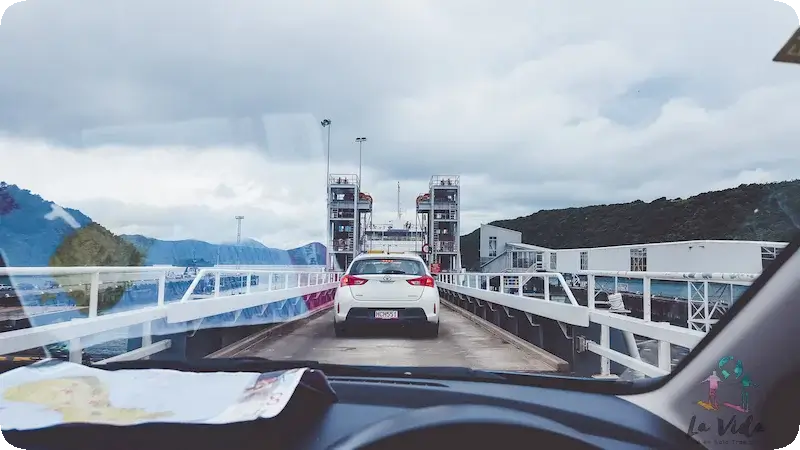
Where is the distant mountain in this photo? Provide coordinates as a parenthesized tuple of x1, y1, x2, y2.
(0, 182, 326, 268)
(460, 180, 800, 271)
(120, 234, 326, 267)
(0, 182, 142, 268)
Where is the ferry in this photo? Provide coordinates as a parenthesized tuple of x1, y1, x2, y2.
(364, 222, 427, 256)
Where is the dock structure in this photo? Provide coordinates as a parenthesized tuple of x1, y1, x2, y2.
(213, 303, 566, 372)
(327, 174, 373, 271)
(416, 175, 461, 272)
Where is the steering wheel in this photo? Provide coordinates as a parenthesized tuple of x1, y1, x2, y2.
(326, 404, 600, 450)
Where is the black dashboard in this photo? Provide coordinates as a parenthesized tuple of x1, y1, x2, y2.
(4, 367, 704, 450)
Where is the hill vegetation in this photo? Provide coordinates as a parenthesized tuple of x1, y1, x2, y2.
(460, 180, 800, 270)
(50, 223, 146, 267)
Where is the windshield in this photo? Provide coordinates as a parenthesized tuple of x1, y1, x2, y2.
(0, 0, 799, 399)
(350, 258, 427, 276)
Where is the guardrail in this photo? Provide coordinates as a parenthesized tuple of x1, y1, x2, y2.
(0, 266, 340, 364)
(437, 272, 588, 326)
(436, 270, 757, 379)
(576, 270, 756, 330)
(168, 269, 339, 322)
(577, 270, 756, 378)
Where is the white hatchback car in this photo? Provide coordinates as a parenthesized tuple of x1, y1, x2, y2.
(333, 253, 440, 337)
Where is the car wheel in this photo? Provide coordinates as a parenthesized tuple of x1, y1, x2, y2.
(422, 322, 439, 338)
(334, 322, 347, 337)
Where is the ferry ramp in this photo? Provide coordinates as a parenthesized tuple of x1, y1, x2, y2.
(210, 301, 568, 372)
(0, 265, 741, 379)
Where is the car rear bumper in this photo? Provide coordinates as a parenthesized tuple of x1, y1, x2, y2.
(339, 307, 437, 326)
(333, 287, 440, 325)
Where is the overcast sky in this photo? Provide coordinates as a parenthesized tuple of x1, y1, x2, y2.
(1, 0, 799, 249)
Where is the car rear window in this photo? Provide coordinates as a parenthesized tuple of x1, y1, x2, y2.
(350, 258, 426, 276)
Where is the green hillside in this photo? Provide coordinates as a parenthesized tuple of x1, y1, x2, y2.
(49, 222, 146, 311)
(460, 180, 800, 270)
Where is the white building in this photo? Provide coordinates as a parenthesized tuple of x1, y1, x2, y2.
(479, 224, 788, 274)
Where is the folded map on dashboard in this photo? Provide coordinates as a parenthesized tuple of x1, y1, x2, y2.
(0, 360, 335, 430)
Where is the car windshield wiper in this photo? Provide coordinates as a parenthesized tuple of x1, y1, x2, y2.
(8, 358, 642, 394)
(93, 357, 325, 373)
(92, 358, 508, 381)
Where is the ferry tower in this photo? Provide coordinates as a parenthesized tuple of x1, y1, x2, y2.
(416, 175, 461, 272)
(327, 174, 373, 271)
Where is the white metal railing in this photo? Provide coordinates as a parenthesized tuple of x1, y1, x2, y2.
(436, 270, 757, 379)
(166, 268, 340, 322)
(577, 270, 756, 328)
(577, 270, 756, 378)
(0, 266, 339, 364)
(436, 272, 589, 326)
(437, 272, 579, 306)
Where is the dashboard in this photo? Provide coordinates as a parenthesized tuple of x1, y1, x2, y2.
(4, 370, 705, 450)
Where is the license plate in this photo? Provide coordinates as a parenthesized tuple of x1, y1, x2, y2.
(375, 310, 398, 320)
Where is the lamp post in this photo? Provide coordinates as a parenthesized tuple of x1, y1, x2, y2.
(354, 137, 367, 261)
(235, 215, 244, 269)
(321, 119, 332, 270)
(355, 137, 367, 187)
(235, 215, 244, 245)
(321, 119, 332, 198)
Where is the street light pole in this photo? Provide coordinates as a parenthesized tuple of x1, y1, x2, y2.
(321, 119, 332, 199)
(321, 119, 332, 270)
(235, 215, 244, 245)
(355, 137, 367, 187)
(235, 215, 244, 270)
(354, 137, 367, 261)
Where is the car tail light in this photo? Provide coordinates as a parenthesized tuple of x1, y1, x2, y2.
(341, 275, 368, 287)
(407, 275, 435, 287)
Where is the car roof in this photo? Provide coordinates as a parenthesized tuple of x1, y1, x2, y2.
(353, 253, 424, 262)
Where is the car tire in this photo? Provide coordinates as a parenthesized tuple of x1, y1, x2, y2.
(425, 322, 439, 338)
(334, 322, 347, 337)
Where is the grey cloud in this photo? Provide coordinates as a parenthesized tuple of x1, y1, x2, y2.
(213, 184, 237, 199)
(1, 0, 456, 141)
(3, 0, 800, 242)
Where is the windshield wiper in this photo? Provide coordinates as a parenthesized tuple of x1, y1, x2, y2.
(215, 359, 509, 382)
(95, 358, 652, 392)
(49, 357, 647, 394)
(327, 365, 509, 381)
(94, 357, 326, 373)
(228, 359, 508, 379)
(94, 358, 508, 381)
